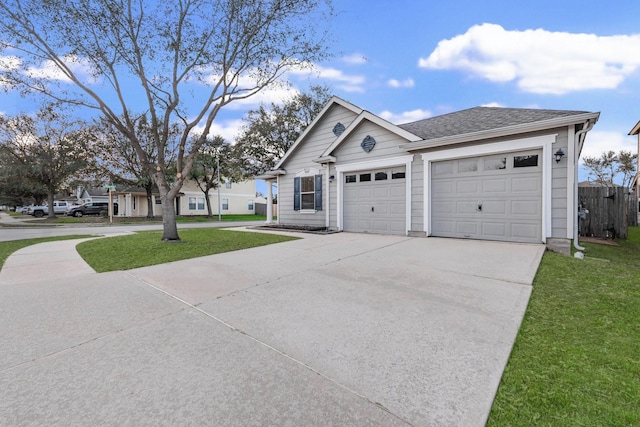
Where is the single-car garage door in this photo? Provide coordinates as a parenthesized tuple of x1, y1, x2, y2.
(431, 150, 542, 243)
(343, 167, 406, 235)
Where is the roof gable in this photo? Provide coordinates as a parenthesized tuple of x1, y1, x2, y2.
(318, 111, 422, 159)
(274, 96, 362, 169)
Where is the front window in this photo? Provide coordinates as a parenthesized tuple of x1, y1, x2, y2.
(294, 174, 322, 211)
(248, 200, 254, 211)
(222, 198, 229, 210)
(188, 197, 205, 210)
(301, 176, 315, 210)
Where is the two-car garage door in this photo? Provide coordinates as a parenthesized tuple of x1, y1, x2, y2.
(430, 150, 542, 243)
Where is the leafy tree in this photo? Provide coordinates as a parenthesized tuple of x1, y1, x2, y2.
(0, 0, 333, 241)
(0, 107, 94, 218)
(188, 135, 241, 217)
(0, 147, 48, 206)
(234, 85, 332, 176)
(583, 150, 637, 188)
(95, 115, 179, 218)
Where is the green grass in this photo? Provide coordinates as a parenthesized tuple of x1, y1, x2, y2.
(488, 227, 640, 426)
(0, 235, 94, 269)
(76, 228, 297, 272)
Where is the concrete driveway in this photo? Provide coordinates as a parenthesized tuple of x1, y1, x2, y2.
(0, 231, 544, 426)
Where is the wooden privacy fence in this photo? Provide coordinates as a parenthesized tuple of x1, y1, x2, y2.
(578, 186, 637, 239)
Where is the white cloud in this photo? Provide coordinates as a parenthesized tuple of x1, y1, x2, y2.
(288, 62, 366, 93)
(26, 55, 99, 84)
(379, 109, 432, 124)
(388, 78, 415, 88)
(580, 130, 637, 161)
(419, 23, 640, 95)
(480, 102, 505, 108)
(342, 53, 368, 65)
(192, 118, 246, 143)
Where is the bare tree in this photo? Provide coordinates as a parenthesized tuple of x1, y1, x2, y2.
(583, 150, 637, 188)
(0, 106, 94, 218)
(0, 0, 333, 240)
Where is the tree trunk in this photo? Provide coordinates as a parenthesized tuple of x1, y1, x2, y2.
(145, 184, 154, 219)
(47, 192, 56, 219)
(161, 197, 180, 241)
(205, 189, 213, 217)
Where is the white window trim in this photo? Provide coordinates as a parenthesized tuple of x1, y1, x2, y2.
(421, 134, 556, 243)
(295, 167, 322, 213)
(335, 155, 414, 234)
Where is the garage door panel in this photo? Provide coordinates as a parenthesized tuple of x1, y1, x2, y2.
(432, 180, 454, 196)
(483, 179, 507, 192)
(455, 180, 479, 193)
(432, 220, 455, 233)
(482, 201, 507, 214)
(456, 221, 478, 234)
(511, 200, 540, 215)
(512, 176, 540, 192)
(431, 150, 542, 243)
(456, 201, 478, 214)
(482, 222, 507, 238)
(432, 201, 454, 214)
(511, 223, 538, 240)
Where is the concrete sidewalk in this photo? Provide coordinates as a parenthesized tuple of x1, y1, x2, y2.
(0, 230, 544, 426)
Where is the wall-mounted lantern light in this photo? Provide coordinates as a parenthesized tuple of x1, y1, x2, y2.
(554, 148, 565, 163)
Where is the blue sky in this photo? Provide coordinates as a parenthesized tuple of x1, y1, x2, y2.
(2, 0, 639, 184)
(220, 0, 639, 184)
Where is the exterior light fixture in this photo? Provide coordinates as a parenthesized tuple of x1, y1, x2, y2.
(554, 148, 565, 163)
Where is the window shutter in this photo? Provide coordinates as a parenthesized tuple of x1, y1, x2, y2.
(314, 174, 323, 211)
(293, 177, 300, 211)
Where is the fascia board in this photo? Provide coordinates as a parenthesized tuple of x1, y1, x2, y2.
(319, 111, 422, 158)
(629, 119, 640, 135)
(274, 96, 363, 169)
(401, 112, 600, 152)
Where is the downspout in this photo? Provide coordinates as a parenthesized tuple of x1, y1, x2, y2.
(573, 120, 596, 252)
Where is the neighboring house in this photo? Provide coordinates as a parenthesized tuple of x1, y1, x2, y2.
(258, 96, 600, 254)
(75, 186, 109, 204)
(113, 186, 162, 217)
(113, 179, 260, 217)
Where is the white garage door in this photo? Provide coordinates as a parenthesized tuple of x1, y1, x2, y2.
(343, 167, 406, 235)
(431, 150, 542, 243)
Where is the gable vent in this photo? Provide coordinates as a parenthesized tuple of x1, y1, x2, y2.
(332, 122, 345, 137)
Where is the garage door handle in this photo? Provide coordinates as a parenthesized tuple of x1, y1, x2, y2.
(477, 203, 482, 211)
(371, 206, 375, 212)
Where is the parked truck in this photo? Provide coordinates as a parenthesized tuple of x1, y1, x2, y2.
(29, 201, 72, 217)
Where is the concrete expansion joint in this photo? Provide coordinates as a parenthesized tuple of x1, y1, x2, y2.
(434, 267, 533, 287)
(125, 272, 415, 426)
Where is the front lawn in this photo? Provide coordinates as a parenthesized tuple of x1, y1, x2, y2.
(76, 228, 297, 272)
(488, 227, 640, 426)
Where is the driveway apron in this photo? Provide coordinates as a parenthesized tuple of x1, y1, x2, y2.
(0, 231, 544, 426)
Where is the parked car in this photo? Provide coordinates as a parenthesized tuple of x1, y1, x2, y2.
(29, 201, 72, 218)
(16, 206, 30, 214)
(66, 202, 118, 217)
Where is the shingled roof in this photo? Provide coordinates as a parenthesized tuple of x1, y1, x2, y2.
(398, 106, 592, 141)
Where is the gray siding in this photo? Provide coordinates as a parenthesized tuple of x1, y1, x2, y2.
(551, 127, 569, 238)
(278, 105, 358, 227)
(333, 121, 408, 163)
